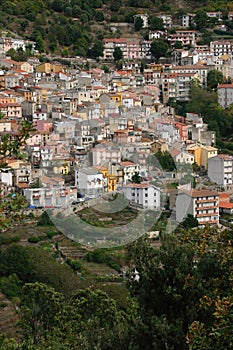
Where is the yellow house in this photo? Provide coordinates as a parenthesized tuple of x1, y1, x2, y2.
(95, 166, 108, 178)
(201, 146, 218, 169)
(53, 159, 73, 175)
(36, 62, 63, 74)
(107, 174, 117, 192)
(94, 166, 117, 192)
(53, 163, 69, 175)
(109, 92, 122, 107)
(186, 144, 202, 166)
(150, 140, 169, 154)
(187, 144, 218, 169)
(24, 90, 33, 101)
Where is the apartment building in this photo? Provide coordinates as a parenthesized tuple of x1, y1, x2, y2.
(90, 144, 121, 166)
(217, 83, 233, 108)
(75, 168, 104, 197)
(24, 186, 77, 208)
(180, 13, 195, 28)
(168, 30, 196, 47)
(208, 154, 233, 187)
(210, 40, 232, 57)
(170, 65, 209, 87)
(123, 183, 161, 210)
(102, 38, 128, 60)
(120, 161, 140, 184)
(176, 189, 219, 226)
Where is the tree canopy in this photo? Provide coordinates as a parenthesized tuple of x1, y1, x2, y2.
(150, 38, 170, 62)
(207, 69, 224, 90)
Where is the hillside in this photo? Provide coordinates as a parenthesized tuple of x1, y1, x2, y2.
(0, 0, 232, 57)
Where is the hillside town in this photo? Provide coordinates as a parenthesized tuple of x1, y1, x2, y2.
(2, 9, 233, 229)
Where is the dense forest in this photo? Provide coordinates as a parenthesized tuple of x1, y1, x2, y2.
(0, 0, 233, 56)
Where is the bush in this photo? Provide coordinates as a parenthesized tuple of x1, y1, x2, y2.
(0, 235, 20, 245)
(86, 249, 122, 272)
(28, 235, 47, 243)
(37, 211, 54, 226)
(28, 236, 40, 243)
(0, 274, 22, 299)
(66, 257, 82, 271)
(47, 231, 60, 239)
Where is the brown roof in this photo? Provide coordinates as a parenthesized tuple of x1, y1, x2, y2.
(180, 189, 219, 198)
(218, 84, 233, 88)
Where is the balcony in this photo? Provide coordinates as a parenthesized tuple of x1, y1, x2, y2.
(196, 205, 218, 210)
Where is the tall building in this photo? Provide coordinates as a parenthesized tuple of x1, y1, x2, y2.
(176, 189, 219, 226)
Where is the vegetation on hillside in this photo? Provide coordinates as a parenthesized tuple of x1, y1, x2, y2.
(0, 224, 232, 349)
(0, 1, 233, 56)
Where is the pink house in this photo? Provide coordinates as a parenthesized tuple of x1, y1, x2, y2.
(0, 102, 22, 119)
(128, 41, 141, 60)
(175, 122, 188, 141)
(36, 120, 53, 133)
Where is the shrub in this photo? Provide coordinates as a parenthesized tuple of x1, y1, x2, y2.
(0, 235, 20, 245)
(0, 274, 22, 299)
(28, 236, 40, 243)
(47, 231, 60, 239)
(66, 257, 82, 271)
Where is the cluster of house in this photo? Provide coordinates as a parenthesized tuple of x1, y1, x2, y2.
(0, 33, 36, 55)
(1, 20, 233, 228)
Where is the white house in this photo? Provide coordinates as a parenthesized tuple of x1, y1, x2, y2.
(76, 167, 104, 197)
(175, 151, 194, 164)
(123, 183, 161, 210)
(91, 144, 121, 167)
(120, 161, 140, 184)
(24, 186, 77, 208)
(217, 83, 233, 108)
(133, 14, 149, 28)
(208, 154, 233, 187)
(0, 168, 13, 187)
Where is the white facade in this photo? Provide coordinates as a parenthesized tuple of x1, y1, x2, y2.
(175, 151, 194, 164)
(157, 15, 172, 28)
(91, 145, 121, 166)
(176, 190, 219, 226)
(120, 161, 140, 184)
(0, 168, 13, 186)
(24, 186, 77, 208)
(76, 168, 104, 197)
(123, 183, 161, 210)
(208, 154, 233, 187)
(156, 123, 180, 144)
(217, 84, 233, 108)
(210, 40, 232, 57)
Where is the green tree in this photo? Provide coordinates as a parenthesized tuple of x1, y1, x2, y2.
(131, 172, 142, 184)
(155, 151, 176, 171)
(181, 214, 199, 229)
(0, 244, 33, 282)
(0, 120, 34, 164)
(207, 69, 224, 90)
(88, 40, 103, 59)
(134, 17, 143, 31)
(174, 40, 183, 49)
(150, 39, 169, 62)
(20, 282, 64, 345)
(194, 10, 209, 30)
(149, 16, 164, 31)
(113, 47, 123, 62)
